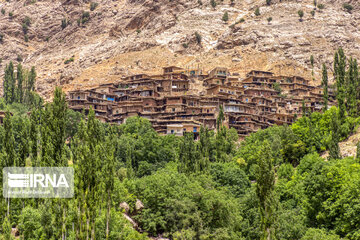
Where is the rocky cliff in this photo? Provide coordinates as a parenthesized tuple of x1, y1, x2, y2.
(0, 0, 359, 98)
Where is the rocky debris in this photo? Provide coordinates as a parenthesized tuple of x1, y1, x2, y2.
(120, 202, 130, 214)
(135, 199, 144, 211)
(11, 227, 19, 237)
(321, 127, 360, 159)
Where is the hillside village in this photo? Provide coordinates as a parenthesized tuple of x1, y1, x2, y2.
(67, 66, 335, 137)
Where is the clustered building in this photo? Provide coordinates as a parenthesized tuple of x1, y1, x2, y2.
(67, 66, 335, 138)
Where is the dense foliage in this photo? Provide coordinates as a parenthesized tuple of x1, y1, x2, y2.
(1, 48, 360, 239)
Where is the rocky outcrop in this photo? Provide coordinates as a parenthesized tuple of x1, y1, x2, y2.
(0, 0, 359, 99)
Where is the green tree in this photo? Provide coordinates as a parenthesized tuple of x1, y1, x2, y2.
(267, 17, 272, 24)
(346, 57, 357, 117)
(2, 112, 17, 167)
(217, 104, 224, 131)
(356, 141, 360, 160)
(2, 215, 13, 240)
(211, 0, 216, 9)
(178, 132, 200, 173)
(298, 10, 304, 21)
(322, 63, 328, 112)
(3, 62, 15, 104)
(51, 87, 68, 166)
(334, 48, 346, 122)
(266, 0, 271, 6)
(343, 3, 353, 13)
(222, 11, 229, 22)
(255, 7, 260, 16)
(16, 63, 24, 103)
(256, 141, 276, 240)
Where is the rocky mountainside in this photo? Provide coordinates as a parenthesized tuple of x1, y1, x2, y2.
(0, 0, 359, 98)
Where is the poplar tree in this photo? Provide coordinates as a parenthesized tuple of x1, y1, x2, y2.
(346, 58, 357, 117)
(217, 105, 224, 131)
(334, 48, 346, 122)
(29, 108, 40, 165)
(302, 100, 306, 116)
(179, 132, 200, 173)
(256, 141, 276, 240)
(2, 112, 17, 167)
(16, 63, 24, 103)
(321, 63, 329, 112)
(356, 141, 360, 161)
(199, 126, 212, 170)
(3, 62, 15, 104)
(51, 87, 68, 166)
(27, 66, 36, 91)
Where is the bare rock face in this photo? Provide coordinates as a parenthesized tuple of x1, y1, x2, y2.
(0, 0, 359, 99)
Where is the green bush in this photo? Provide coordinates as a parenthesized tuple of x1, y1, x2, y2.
(22, 23, 28, 34)
(0, 33, 3, 43)
(222, 11, 229, 22)
(195, 31, 202, 44)
(1, 8, 5, 15)
(81, 11, 90, 24)
(343, 3, 353, 13)
(61, 18, 68, 29)
(64, 57, 74, 64)
(23, 16, 31, 26)
(298, 10, 304, 21)
(17, 54, 23, 62)
(255, 7, 260, 16)
(90, 2, 98, 11)
(318, 4, 325, 9)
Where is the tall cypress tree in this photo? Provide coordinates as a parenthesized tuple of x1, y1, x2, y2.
(51, 87, 68, 166)
(29, 108, 40, 166)
(3, 62, 15, 104)
(2, 112, 17, 167)
(216, 105, 224, 131)
(16, 63, 24, 103)
(356, 141, 360, 161)
(256, 140, 276, 240)
(179, 132, 200, 173)
(346, 58, 357, 117)
(322, 63, 329, 112)
(354, 59, 360, 113)
(335, 48, 346, 122)
(28, 66, 36, 92)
